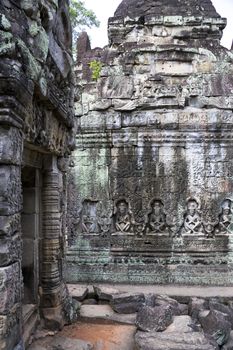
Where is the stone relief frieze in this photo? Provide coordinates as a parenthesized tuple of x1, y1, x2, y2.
(77, 197, 233, 237)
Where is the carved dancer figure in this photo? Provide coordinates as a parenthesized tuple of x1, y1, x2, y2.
(82, 214, 97, 234)
(203, 219, 218, 238)
(216, 199, 232, 234)
(146, 199, 168, 234)
(181, 198, 203, 235)
(96, 202, 112, 236)
(113, 199, 134, 233)
(98, 214, 112, 235)
(81, 200, 98, 234)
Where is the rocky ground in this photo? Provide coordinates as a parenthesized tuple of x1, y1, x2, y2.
(28, 284, 233, 350)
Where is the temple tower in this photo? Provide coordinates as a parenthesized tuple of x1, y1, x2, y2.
(68, 0, 233, 285)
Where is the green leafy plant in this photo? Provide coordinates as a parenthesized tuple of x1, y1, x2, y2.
(69, 0, 100, 43)
(89, 60, 102, 81)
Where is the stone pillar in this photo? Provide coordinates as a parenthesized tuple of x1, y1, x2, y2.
(40, 155, 70, 330)
(0, 126, 24, 349)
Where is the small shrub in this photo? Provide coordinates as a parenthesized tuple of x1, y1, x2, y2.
(89, 60, 102, 81)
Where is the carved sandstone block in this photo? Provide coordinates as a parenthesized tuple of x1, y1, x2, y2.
(0, 166, 22, 215)
(0, 127, 22, 165)
(0, 263, 21, 314)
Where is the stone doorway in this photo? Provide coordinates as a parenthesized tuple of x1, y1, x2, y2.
(21, 149, 43, 343)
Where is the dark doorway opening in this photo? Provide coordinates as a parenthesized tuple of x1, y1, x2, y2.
(21, 166, 41, 305)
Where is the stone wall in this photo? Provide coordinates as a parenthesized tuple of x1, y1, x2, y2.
(67, 0, 233, 285)
(0, 0, 74, 349)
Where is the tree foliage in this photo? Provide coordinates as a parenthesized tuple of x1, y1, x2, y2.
(69, 0, 100, 36)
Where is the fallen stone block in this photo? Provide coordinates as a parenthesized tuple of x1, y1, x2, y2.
(164, 315, 194, 333)
(198, 309, 231, 346)
(136, 304, 173, 332)
(93, 285, 120, 301)
(209, 299, 233, 328)
(110, 292, 145, 314)
(189, 297, 209, 320)
(80, 304, 137, 325)
(67, 285, 89, 302)
(135, 331, 216, 350)
(80, 304, 114, 320)
(222, 330, 233, 350)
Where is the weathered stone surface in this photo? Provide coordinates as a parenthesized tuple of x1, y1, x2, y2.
(101, 76, 134, 99)
(27, 346, 46, 350)
(0, 127, 23, 165)
(76, 32, 91, 63)
(94, 285, 121, 301)
(0, 233, 21, 266)
(136, 304, 173, 332)
(222, 330, 233, 350)
(79, 304, 136, 325)
(0, 166, 22, 215)
(189, 297, 209, 320)
(0, 306, 21, 350)
(0, 264, 20, 314)
(209, 299, 233, 328)
(114, 0, 220, 18)
(135, 331, 216, 350)
(178, 304, 189, 315)
(68, 285, 89, 301)
(198, 309, 231, 346)
(110, 293, 145, 314)
(164, 315, 193, 333)
(0, 0, 74, 347)
(82, 299, 98, 305)
(108, 312, 137, 325)
(67, 0, 233, 288)
(80, 305, 114, 319)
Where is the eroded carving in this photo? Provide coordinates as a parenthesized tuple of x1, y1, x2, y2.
(81, 200, 98, 234)
(113, 199, 134, 234)
(203, 217, 218, 238)
(146, 199, 170, 235)
(96, 202, 112, 236)
(179, 199, 204, 235)
(216, 199, 232, 234)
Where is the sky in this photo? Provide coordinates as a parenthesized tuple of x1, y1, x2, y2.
(83, 0, 233, 50)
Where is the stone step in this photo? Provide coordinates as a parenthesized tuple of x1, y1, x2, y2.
(80, 304, 137, 325)
(23, 304, 39, 347)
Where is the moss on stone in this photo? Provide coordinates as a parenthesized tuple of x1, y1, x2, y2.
(16, 38, 42, 80)
(0, 30, 15, 56)
(0, 14, 11, 31)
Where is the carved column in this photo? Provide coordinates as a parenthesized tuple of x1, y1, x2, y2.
(40, 155, 70, 329)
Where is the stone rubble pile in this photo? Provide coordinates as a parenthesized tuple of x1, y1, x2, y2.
(69, 285, 233, 350)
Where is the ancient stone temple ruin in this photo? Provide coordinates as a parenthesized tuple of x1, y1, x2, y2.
(0, 1, 74, 349)
(67, 0, 233, 285)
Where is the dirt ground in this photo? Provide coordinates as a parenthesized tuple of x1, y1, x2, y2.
(29, 322, 136, 350)
(62, 322, 136, 350)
